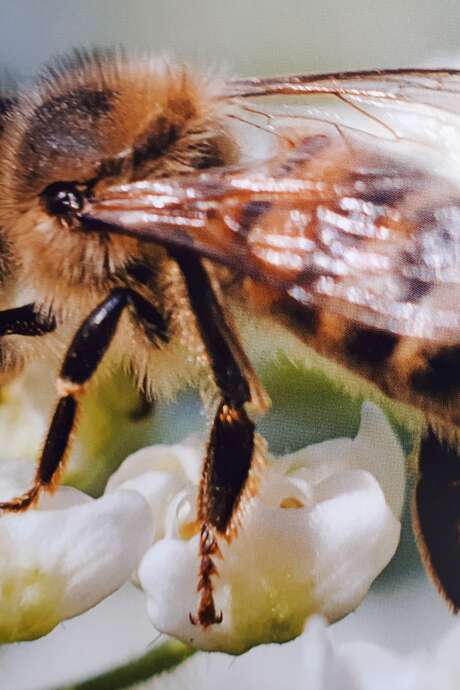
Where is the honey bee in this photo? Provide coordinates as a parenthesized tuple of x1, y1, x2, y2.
(1, 49, 460, 627)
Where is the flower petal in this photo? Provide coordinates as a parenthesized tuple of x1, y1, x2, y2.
(308, 469, 401, 620)
(110, 401, 405, 653)
(348, 402, 406, 517)
(139, 466, 399, 652)
(140, 615, 330, 690)
(0, 463, 152, 642)
(105, 439, 202, 541)
(278, 402, 406, 516)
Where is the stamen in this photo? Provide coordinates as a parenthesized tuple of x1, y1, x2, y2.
(179, 519, 202, 540)
(280, 496, 305, 509)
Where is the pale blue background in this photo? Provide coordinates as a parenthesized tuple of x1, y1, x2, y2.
(1, 0, 459, 82)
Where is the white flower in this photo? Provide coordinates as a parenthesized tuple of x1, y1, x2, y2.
(107, 402, 404, 654)
(136, 617, 460, 690)
(135, 615, 430, 690)
(0, 460, 152, 642)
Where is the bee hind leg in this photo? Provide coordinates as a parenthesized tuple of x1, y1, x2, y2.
(0, 289, 166, 513)
(189, 400, 257, 627)
(414, 425, 460, 611)
(171, 251, 265, 627)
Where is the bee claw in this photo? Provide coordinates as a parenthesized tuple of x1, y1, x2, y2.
(0, 486, 41, 513)
(189, 608, 224, 627)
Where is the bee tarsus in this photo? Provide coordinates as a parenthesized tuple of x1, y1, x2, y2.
(189, 524, 224, 628)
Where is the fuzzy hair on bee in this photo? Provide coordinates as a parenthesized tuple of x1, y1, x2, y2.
(0, 50, 234, 291)
(3, 49, 460, 626)
(0, 50, 237, 397)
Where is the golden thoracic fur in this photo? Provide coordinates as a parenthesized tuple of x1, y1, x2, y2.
(1, 50, 236, 289)
(0, 50, 238, 393)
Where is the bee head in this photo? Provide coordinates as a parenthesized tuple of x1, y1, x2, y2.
(0, 49, 235, 290)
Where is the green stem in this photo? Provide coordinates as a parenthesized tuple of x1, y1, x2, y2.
(57, 640, 196, 690)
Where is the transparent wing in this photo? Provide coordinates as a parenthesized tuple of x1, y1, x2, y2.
(227, 68, 460, 96)
(85, 69, 460, 341)
(225, 68, 460, 180)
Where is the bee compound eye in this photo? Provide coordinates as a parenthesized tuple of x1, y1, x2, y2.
(41, 182, 84, 217)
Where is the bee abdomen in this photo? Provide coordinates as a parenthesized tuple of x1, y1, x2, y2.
(410, 346, 460, 399)
(343, 327, 399, 367)
(273, 296, 460, 425)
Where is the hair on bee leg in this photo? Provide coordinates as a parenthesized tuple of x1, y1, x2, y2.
(170, 251, 266, 627)
(200, 401, 256, 535)
(0, 303, 59, 508)
(189, 524, 223, 627)
(189, 400, 256, 627)
(0, 289, 166, 513)
(0, 394, 80, 513)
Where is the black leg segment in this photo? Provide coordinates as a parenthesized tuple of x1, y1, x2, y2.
(203, 402, 255, 532)
(0, 304, 56, 336)
(39, 395, 78, 485)
(0, 288, 166, 513)
(61, 288, 167, 386)
(172, 252, 251, 407)
(171, 252, 259, 535)
(172, 251, 264, 627)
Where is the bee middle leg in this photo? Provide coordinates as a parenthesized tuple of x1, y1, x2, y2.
(0, 288, 167, 513)
(171, 251, 266, 627)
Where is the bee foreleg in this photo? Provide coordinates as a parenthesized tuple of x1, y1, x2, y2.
(0, 303, 57, 385)
(172, 251, 263, 628)
(0, 304, 57, 337)
(414, 425, 460, 611)
(0, 288, 166, 513)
